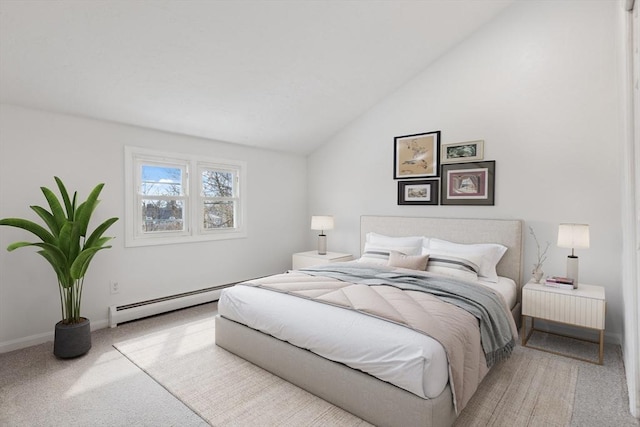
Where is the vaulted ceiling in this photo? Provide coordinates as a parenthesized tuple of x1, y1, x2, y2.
(0, 0, 513, 154)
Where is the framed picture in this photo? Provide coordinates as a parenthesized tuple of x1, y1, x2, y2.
(393, 131, 441, 179)
(398, 179, 439, 205)
(441, 140, 484, 164)
(441, 161, 495, 205)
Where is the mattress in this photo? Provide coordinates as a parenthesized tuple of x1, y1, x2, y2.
(218, 273, 516, 400)
(478, 276, 518, 309)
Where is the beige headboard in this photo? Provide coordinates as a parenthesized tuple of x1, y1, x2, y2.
(360, 215, 524, 286)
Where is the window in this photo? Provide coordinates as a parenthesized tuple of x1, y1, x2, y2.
(199, 164, 240, 232)
(140, 163, 188, 235)
(125, 147, 246, 247)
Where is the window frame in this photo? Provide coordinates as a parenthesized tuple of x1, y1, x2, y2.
(125, 146, 247, 247)
(136, 157, 190, 239)
(198, 162, 243, 235)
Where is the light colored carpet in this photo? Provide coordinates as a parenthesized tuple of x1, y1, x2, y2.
(0, 323, 208, 427)
(115, 316, 578, 427)
(454, 346, 577, 426)
(114, 316, 369, 426)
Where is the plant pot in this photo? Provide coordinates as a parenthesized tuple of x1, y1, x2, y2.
(54, 318, 91, 358)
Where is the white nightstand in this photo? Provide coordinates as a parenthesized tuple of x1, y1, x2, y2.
(521, 280, 606, 364)
(292, 251, 353, 270)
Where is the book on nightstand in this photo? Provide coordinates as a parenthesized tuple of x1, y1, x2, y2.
(544, 276, 575, 289)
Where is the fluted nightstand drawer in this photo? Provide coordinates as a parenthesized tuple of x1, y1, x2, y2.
(522, 282, 605, 329)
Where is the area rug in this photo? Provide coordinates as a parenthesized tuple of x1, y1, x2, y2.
(454, 346, 577, 427)
(114, 317, 577, 427)
(114, 316, 370, 426)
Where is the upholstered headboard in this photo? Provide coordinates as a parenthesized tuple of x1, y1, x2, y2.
(360, 216, 524, 286)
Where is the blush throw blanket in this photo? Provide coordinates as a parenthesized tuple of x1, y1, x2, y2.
(301, 264, 517, 367)
(243, 263, 518, 412)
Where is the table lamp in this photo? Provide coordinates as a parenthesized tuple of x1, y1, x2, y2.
(557, 223, 590, 286)
(311, 215, 334, 255)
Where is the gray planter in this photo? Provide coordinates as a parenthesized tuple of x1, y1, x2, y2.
(54, 318, 91, 358)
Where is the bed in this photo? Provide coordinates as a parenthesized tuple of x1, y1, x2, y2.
(215, 216, 523, 427)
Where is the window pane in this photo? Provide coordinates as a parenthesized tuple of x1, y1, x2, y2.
(141, 199, 184, 232)
(203, 201, 235, 229)
(141, 165, 183, 196)
(202, 170, 233, 197)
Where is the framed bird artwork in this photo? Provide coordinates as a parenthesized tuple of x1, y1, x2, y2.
(393, 130, 441, 179)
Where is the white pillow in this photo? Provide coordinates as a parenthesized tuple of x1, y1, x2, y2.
(358, 242, 422, 265)
(388, 251, 429, 271)
(366, 232, 425, 249)
(424, 249, 482, 282)
(428, 238, 507, 283)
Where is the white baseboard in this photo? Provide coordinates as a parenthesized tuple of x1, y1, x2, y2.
(0, 331, 54, 354)
(0, 317, 109, 354)
(108, 288, 222, 328)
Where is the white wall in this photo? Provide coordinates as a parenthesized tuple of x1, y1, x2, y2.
(0, 104, 307, 351)
(308, 1, 626, 342)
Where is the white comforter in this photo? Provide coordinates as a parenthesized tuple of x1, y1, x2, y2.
(218, 274, 516, 400)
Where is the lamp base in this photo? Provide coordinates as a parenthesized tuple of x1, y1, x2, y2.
(317, 234, 327, 255)
(566, 255, 579, 288)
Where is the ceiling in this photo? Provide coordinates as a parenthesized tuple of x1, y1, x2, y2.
(0, 0, 513, 155)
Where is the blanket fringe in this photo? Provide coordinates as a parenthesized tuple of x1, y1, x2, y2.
(485, 337, 515, 367)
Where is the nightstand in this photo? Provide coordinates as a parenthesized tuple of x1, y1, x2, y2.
(521, 280, 606, 364)
(292, 251, 353, 270)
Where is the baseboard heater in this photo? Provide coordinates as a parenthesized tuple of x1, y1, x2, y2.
(108, 284, 232, 328)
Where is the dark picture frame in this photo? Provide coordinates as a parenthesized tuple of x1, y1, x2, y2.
(393, 131, 441, 179)
(441, 161, 495, 206)
(398, 179, 439, 205)
(441, 140, 484, 164)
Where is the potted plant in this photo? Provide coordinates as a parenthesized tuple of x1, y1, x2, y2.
(0, 177, 118, 358)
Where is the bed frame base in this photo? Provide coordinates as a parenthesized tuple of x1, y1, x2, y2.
(215, 315, 457, 427)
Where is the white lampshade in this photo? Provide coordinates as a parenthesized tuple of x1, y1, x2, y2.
(557, 223, 589, 287)
(311, 215, 334, 255)
(557, 224, 590, 250)
(311, 216, 334, 232)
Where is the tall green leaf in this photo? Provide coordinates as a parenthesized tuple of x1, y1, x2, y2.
(30, 205, 59, 236)
(88, 236, 114, 249)
(37, 249, 67, 286)
(8, 241, 70, 286)
(0, 218, 56, 246)
(84, 217, 118, 248)
(40, 186, 67, 231)
(75, 183, 104, 237)
(54, 176, 74, 220)
(70, 246, 107, 280)
(57, 221, 73, 259)
(68, 220, 84, 263)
